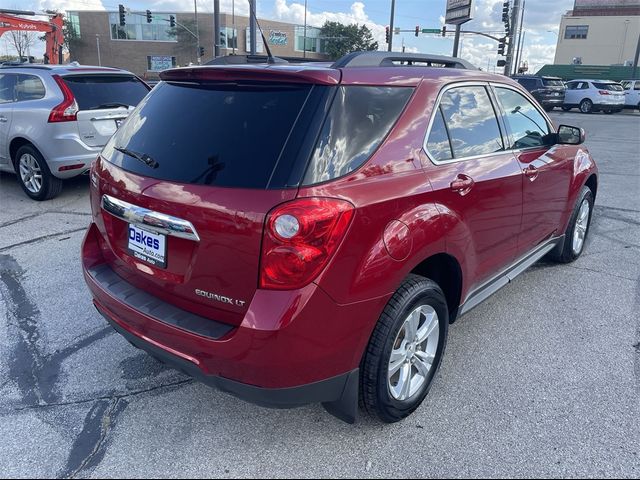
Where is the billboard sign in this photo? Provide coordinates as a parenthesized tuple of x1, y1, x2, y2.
(445, 0, 473, 25)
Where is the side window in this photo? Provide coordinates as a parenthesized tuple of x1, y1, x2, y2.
(15, 74, 45, 102)
(580, 82, 590, 90)
(0, 74, 16, 103)
(426, 107, 453, 162)
(439, 86, 503, 158)
(495, 87, 552, 150)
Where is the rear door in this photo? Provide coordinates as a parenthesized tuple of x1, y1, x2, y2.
(0, 73, 16, 166)
(424, 83, 523, 286)
(94, 79, 330, 325)
(62, 73, 150, 147)
(493, 85, 573, 252)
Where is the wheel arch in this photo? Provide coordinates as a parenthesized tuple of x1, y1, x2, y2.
(410, 252, 463, 323)
(585, 173, 598, 199)
(9, 137, 38, 167)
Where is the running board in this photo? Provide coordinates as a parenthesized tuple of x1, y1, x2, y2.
(458, 236, 563, 317)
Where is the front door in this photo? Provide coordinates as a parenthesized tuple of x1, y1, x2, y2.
(0, 74, 16, 167)
(492, 86, 573, 253)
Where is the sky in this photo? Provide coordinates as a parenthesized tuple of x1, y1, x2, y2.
(0, 0, 575, 72)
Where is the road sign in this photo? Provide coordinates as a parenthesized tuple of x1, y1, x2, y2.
(445, 0, 474, 25)
(422, 29, 441, 33)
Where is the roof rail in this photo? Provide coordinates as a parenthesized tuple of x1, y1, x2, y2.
(0, 63, 52, 70)
(332, 51, 477, 70)
(205, 55, 288, 66)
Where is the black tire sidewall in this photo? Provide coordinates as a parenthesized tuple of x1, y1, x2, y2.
(562, 187, 594, 262)
(370, 278, 449, 422)
(13, 145, 59, 201)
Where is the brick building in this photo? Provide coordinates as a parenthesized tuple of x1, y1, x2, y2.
(67, 10, 330, 80)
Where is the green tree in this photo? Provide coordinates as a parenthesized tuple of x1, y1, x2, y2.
(167, 19, 198, 62)
(319, 21, 378, 61)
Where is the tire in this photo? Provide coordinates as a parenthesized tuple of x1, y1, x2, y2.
(360, 274, 449, 423)
(543, 105, 554, 112)
(551, 186, 594, 263)
(579, 99, 593, 114)
(604, 110, 614, 115)
(561, 106, 572, 112)
(13, 144, 63, 201)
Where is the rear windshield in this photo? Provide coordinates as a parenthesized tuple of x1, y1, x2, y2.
(542, 78, 564, 87)
(102, 82, 316, 189)
(63, 74, 150, 110)
(593, 82, 623, 91)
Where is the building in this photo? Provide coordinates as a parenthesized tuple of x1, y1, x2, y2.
(553, 0, 640, 66)
(67, 10, 330, 79)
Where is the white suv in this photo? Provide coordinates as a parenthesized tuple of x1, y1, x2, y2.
(562, 79, 625, 114)
(621, 79, 640, 111)
(0, 64, 150, 200)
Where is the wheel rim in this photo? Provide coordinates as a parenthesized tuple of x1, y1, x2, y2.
(388, 305, 440, 401)
(18, 154, 43, 194)
(572, 199, 590, 254)
(580, 101, 591, 113)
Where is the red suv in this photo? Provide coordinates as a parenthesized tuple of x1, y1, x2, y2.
(82, 52, 597, 423)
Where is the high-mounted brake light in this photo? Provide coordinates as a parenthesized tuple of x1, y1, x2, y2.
(260, 198, 354, 290)
(48, 75, 79, 122)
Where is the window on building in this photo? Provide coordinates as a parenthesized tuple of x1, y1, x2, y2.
(220, 27, 238, 49)
(147, 55, 177, 71)
(67, 12, 81, 38)
(109, 12, 176, 41)
(294, 26, 325, 53)
(565, 25, 588, 39)
(245, 26, 264, 53)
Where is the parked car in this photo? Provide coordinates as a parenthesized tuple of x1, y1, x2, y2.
(562, 79, 625, 114)
(621, 79, 640, 111)
(511, 75, 565, 111)
(82, 52, 598, 424)
(0, 64, 150, 200)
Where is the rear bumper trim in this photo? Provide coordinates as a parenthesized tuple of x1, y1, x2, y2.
(96, 302, 358, 418)
(88, 263, 234, 340)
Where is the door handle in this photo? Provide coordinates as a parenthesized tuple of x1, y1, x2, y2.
(523, 165, 539, 181)
(450, 174, 474, 195)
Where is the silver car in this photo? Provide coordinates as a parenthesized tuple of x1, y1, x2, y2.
(0, 64, 150, 200)
(562, 79, 625, 114)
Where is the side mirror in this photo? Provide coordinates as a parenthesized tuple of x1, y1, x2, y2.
(557, 124, 586, 145)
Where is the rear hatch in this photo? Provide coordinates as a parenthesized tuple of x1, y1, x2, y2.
(540, 77, 565, 100)
(593, 81, 625, 104)
(93, 67, 339, 325)
(63, 73, 150, 147)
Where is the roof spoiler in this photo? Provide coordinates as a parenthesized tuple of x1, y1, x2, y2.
(331, 51, 477, 70)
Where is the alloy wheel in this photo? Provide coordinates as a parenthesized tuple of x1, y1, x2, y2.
(572, 198, 590, 254)
(19, 153, 43, 194)
(388, 304, 440, 401)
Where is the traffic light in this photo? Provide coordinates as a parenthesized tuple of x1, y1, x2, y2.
(497, 37, 506, 55)
(415, 26, 420, 37)
(146, 10, 152, 23)
(118, 4, 126, 26)
(169, 15, 176, 27)
(199, 46, 205, 57)
(441, 26, 447, 37)
(502, 1, 510, 23)
(385, 26, 390, 44)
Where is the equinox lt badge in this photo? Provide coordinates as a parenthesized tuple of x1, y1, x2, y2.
(195, 289, 246, 307)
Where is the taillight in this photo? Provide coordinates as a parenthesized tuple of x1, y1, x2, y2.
(260, 197, 354, 290)
(48, 75, 79, 122)
(598, 90, 611, 95)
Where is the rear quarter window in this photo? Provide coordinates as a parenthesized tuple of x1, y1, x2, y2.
(63, 74, 150, 110)
(302, 86, 413, 185)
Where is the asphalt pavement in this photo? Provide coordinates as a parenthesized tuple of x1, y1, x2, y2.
(0, 110, 638, 478)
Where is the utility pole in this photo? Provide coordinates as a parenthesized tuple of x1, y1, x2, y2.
(194, 0, 201, 64)
(303, 0, 307, 58)
(452, 24, 462, 57)
(95, 34, 101, 66)
(213, 0, 220, 57)
(514, 0, 525, 73)
(249, 0, 257, 54)
(504, 0, 520, 75)
(388, 0, 396, 52)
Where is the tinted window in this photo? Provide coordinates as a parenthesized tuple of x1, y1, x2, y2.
(542, 78, 564, 87)
(621, 81, 631, 90)
(426, 107, 453, 162)
(103, 82, 315, 188)
(15, 74, 45, 101)
(593, 82, 623, 91)
(0, 74, 16, 103)
(517, 78, 537, 91)
(439, 86, 503, 158)
(495, 87, 551, 149)
(63, 74, 150, 110)
(303, 86, 413, 184)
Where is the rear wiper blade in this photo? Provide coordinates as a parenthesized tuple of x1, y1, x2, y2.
(114, 146, 159, 169)
(89, 102, 131, 110)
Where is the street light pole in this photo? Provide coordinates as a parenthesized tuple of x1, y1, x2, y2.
(95, 34, 101, 66)
(249, 0, 257, 54)
(213, 0, 220, 58)
(303, 0, 307, 59)
(194, 0, 201, 64)
(388, 0, 395, 52)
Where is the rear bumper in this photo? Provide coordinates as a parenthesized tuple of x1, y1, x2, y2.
(82, 223, 387, 420)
